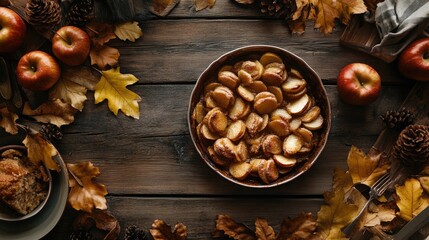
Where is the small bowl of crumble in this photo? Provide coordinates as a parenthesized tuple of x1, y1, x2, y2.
(0, 125, 69, 239)
(188, 45, 331, 188)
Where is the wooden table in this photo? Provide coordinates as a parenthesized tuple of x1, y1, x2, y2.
(42, 1, 417, 238)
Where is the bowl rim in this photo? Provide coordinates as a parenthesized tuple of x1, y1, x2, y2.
(188, 45, 331, 188)
(0, 145, 53, 221)
(0, 125, 69, 239)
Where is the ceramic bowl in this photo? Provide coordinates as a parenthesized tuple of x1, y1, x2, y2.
(0, 126, 69, 239)
(188, 45, 331, 188)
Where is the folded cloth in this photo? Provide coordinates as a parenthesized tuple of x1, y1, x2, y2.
(371, 0, 429, 62)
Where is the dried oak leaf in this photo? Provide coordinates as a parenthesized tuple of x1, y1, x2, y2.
(90, 45, 120, 70)
(85, 20, 116, 47)
(314, 190, 358, 239)
(49, 70, 88, 111)
(419, 176, 429, 194)
(347, 146, 389, 187)
(150, 219, 187, 240)
(215, 214, 256, 240)
(277, 212, 317, 240)
(195, 0, 216, 11)
(396, 178, 429, 222)
(254, 218, 275, 240)
(114, 21, 143, 42)
(313, 0, 366, 34)
(94, 68, 141, 119)
(67, 161, 108, 213)
(73, 209, 120, 240)
(22, 99, 78, 127)
(0, 107, 18, 134)
(23, 131, 60, 171)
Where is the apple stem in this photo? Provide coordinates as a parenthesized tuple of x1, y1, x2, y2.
(53, 32, 70, 45)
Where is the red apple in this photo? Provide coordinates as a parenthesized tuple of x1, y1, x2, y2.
(51, 26, 90, 66)
(0, 7, 26, 53)
(398, 37, 429, 81)
(337, 63, 381, 106)
(16, 50, 61, 91)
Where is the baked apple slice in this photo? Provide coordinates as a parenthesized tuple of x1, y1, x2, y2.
(283, 134, 304, 155)
(286, 94, 310, 115)
(229, 162, 252, 180)
(273, 154, 297, 168)
(302, 115, 324, 130)
(226, 120, 246, 141)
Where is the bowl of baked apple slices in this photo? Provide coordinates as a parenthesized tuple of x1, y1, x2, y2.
(188, 45, 331, 188)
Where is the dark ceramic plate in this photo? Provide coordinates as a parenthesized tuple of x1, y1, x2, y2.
(0, 126, 69, 239)
(188, 45, 331, 188)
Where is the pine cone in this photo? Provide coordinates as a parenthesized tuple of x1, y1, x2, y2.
(25, 0, 62, 32)
(392, 124, 429, 168)
(69, 230, 93, 240)
(380, 107, 415, 130)
(67, 0, 94, 27)
(40, 123, 63, 143)
(259, 0, 296, 19)
(124, 225, 147, 240)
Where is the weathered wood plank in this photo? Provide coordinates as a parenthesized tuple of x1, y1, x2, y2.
(54, 85, 411, 195)
(45, 197, 325, 239)
(110, 20, 405, 85)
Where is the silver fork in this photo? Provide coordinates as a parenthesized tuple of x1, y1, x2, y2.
(343, 172, 393, 236)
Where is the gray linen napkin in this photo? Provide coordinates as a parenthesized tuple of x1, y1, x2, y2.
(370, 0, 429, 62)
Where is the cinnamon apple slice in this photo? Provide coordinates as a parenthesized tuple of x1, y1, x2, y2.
(289, 68, 304, 79)
(302, 115, 324, 130)
(248, 81, 267, 93)
(286, 94, 310, 115)
(214, 138, 236, 159)
(262, 134, 282, 155)
(271, 108, 292, 122)
(268, 119, 290, 137)
(192, 102, 206, 124)
(295, 127, 313, 142)
(283, 134, 304, 155)
(289, 118, 302, 132)
(218, 71, 240, 89)
(206, 108, 228, 134)
(259, 52, 283, 66)
(282, 77, 307, 94)
(200, 124, 219, 141)
(208, 146, 231, 167)
(250, 158, 265, 173)
(211, 86, 235, 109)
(229, 97, 250, 120)
(301, 106, 321, 123)
(234, 141, 249, 162)
(229, 162, 252, 180)
(267, 86, 283, 105)
(245, 112, 264, 136)
(226, 120, 246, 141)
(237, 85, 255, 102)
(273, 155, 297, 168)
(254, 92, 278, 114)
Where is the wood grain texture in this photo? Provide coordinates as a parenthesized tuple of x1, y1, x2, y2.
(45, 197, 325, 239)
(55, 85, 411, 195)
(110, 20, 406, 85)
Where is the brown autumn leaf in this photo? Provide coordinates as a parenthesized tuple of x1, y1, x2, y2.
(49, 74, 88, 112)
(277, 212, 317, 240)
(90, 45, 120, 70)
(60, 65, 100, 91)
(150, 0, 180, 16)
(215, 214, 256, 240)
(361, 203, 396, 228)
(195, 0, 216, 11)
(336, 0, 367, 25)
(94, 68, 141, 119)
(85, 20, 116, 47)
(67, 161, 108, 213)
(73, 209, 120, 240)
(254, 218, 276, 240)
(0, 107, 18, 134)
(314, 190, 358, 239)
(22, 99, 78, 127)
(23, 131, 60, 171)
(114, 21, 143, 42)
(347, 146, 389, 187)
(396, 178, 429, 222)
(150, 219, 187, 240)
(419, 176, 429, 194)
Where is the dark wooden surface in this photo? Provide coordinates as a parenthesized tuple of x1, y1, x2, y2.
(40, 1, 418, 239)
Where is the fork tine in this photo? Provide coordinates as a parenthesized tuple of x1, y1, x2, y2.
(372, 173, 392, 195)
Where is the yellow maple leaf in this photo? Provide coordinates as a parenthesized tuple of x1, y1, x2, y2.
(0, 107, 18, 134)
(114, 21, 143, 42)
(315, 190, 357, 239)
(22, 99, 78, 127)
(90, 45, 120, 70)
(67, 161, 108, 213)
(94, 68, 141, 119)
(23, 132, 60, 171)
(347, 146, 389, 187)
(396, 178, 429, 222)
